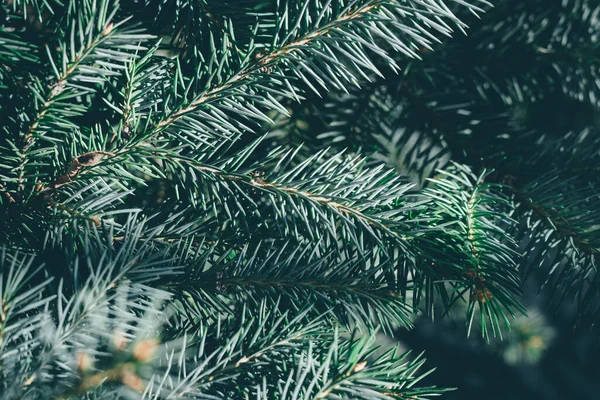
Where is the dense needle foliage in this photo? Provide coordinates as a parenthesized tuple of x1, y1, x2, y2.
(0, 0, 598, 399)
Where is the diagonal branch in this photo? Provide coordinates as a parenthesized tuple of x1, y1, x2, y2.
(512, 187, 599, 258)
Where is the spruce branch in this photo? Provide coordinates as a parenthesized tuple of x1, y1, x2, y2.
(263, 331, 449, 400)
(42, 139, 419, 252)
(4, 1, 152, 199)
(163, 240, 413, 332)
(511, 172, 600, 319)
(116, 0, 486, 154)
(6, 0, 598, 398)
(422, 164, 524, 339)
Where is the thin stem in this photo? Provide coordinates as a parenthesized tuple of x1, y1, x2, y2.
(136, 2, 385, 140)
(15, 23, 116, 194)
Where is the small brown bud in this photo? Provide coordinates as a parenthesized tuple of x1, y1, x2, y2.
(121, 365, 144, 392)
(473, 288, 485, 303)
(50, 81, 65, 98)
(473, 287, 493, 303)
(23, 375, 36, 386)
(528, 336, 544, 349)
(77, 352, 93, 373)
(483, 287, 493, 300)
(464, 270, 477, 279)
(235, 356, 250, 367)
(353, 361, 367, 373)
(76, 151, 109, 167)
(113, 330, 127, 351)
(102, 23, 115, 36)
(132, 338, 160, 363)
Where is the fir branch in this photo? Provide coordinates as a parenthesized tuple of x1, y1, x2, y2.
(164, 241, 413, 332)
(119, 0, 484, 152)
(423, 163, 524, 339)
(513, 186, 599, 259)
(7, 0, 599, 397)
(4, 0, 152, 200)
(265, 331, 449, 400)
(16, 22, 115, 191)
(43, 141, 418, 252)
(511, 172, 600, 318)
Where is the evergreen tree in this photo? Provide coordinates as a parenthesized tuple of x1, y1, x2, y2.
(0, 0, 598, 399)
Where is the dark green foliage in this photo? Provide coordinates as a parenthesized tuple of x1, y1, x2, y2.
(0, 0, 598, 399)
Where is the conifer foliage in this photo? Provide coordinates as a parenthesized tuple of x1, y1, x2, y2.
(0, 0, 598, 399)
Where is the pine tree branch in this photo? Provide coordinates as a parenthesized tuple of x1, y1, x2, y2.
(268, 332, 449, 400)
(44, 143, 416, 252)
(120, 0, 478, 151)
(512, 186, 599, 258)
(423, 164, 524, 338)
(4, 1, 152, 199)
(507, 172, 600, 318)
(163, 242, 412, 331)
(15, 23, 118, 192)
